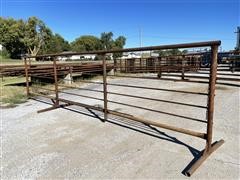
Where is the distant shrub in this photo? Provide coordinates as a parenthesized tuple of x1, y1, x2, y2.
(0, 49, 10, 58)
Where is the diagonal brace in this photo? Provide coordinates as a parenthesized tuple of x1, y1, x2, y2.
(37, 103, 72, 113)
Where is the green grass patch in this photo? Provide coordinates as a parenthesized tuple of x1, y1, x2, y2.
(0, 76, 27, 107)
(1, 76, 26, 85)
(0, 56, 23, 65)
(1, 91, 27, 106)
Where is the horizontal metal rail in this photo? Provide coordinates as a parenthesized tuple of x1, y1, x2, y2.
(27, 41, 221, 58)
(160, 73, 240, 82)
(107, 82, 208, 95)
(31, 86, 206, 122)
(58, 78, 208, 95)
(58, 84, 104, 93)
(107, 91, 207, 109)
(57, 84, 206, 108)
(176, 71, 240, 77)
(107, 100, 206, 123)
(33, 87, 99, 102)
(30, 92, 206, 139)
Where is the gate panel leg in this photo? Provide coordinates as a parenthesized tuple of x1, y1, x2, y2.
(185, 139, 224, 176)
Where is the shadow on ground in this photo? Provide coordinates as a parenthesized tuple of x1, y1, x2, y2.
(32, 97, 207, 176)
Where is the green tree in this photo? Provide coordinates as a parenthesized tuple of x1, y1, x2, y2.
(0, 17, 26, 58)
(70, 32, 126, 59)
(100, 32, 114, 50)
(23, 17, 52, 57)
(0, 16, 53, 58)
(112, 36, 126, 58)
(40, 33, 70, 54)
(99, 32, 126, 59)
(71, 35, 102, 52)
(154, 49, 186, 56)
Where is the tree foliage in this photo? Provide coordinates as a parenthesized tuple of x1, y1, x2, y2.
(71, 32, 126, 59)
(23, 17, 52, 56)
(71, 35, 102, 52)
(0, 17, 70, 58)
(0, 17, 26, 58)
(100, 32, 114, 50)
(40, 33, 70, 54)
(155, 49, 188, 56)
(112, 36, 126, 58)
(0, 16, 126, 59)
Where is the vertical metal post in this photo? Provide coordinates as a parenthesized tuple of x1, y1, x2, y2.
(69, 66, 73, 84)
(114, 58, 117, 75)
(120, 59, 122, 72)
(206, 45, 218, 150)
(154, 58, 157, 72)
(181, 56, 185, 80)
(102, 54, 108, 121)
(146, 58, 148, 72)
(24, 57, 30, 97)
(140, 58, 142, 72)
(231, 60, 235, 73)
(133, 59, 135, 73)
(125, 59, 127, 73)
(158, 57, 162, 78)
(53, 57, 59, 106)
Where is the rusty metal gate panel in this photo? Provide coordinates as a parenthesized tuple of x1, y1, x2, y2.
(24, 41, 227, 177)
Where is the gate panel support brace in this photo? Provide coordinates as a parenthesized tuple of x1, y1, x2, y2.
(184, 139, 224, 176)
(37, 102, 72, 113)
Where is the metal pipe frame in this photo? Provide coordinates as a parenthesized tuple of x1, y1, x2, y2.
(30, 92, 207, 139)
(102, 54, 108, 121)
(24, 58, 30, 96)
(53, 57, 59, 106)
(26, 41, 221, 58)
(24, 41, 224, 177)
(184, 45, 224, 176)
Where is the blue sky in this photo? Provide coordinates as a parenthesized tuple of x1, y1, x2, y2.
(1, 0, 239, 50)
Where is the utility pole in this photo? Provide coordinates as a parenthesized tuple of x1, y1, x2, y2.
(235, 26, 240, 51)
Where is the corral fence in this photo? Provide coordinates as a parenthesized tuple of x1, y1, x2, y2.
(24, 41, 225, 176)
(115, 54, 201, 74)
(113, 53, 240, 87)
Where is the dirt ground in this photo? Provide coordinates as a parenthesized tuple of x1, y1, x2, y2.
(1, 77, 240, 179)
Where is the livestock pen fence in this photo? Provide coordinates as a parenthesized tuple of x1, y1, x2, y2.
(115, 54, 201, 74)
(24, 41, 224, 177)
(113, 53, 240, 87)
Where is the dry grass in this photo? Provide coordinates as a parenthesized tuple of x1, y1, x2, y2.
(0, 76, 27, 107)
(0, 73, 112, 108)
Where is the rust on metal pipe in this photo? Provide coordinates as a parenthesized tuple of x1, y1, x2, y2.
(28, 41, 225, 177)
(27, 41, 221, 58)
(53, 58, 59, 106)
(107, 99, 206, 123)
(107, 91, 207, 109)
(58, 84, 104, 93)
(30, 92, 206, 139)
(69, 66, 73, 84)
(24, 58, 30, 97)
(206, 45, 218, 149)
(107, 82, 208, 95)
(184, 45, 224, 177)
(181, 56, 185, 80)
(185, 139, 224, 176)
(102, 54, 108, 121)
(58, 90, 104, 101)
(107, 110, 206, 139)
